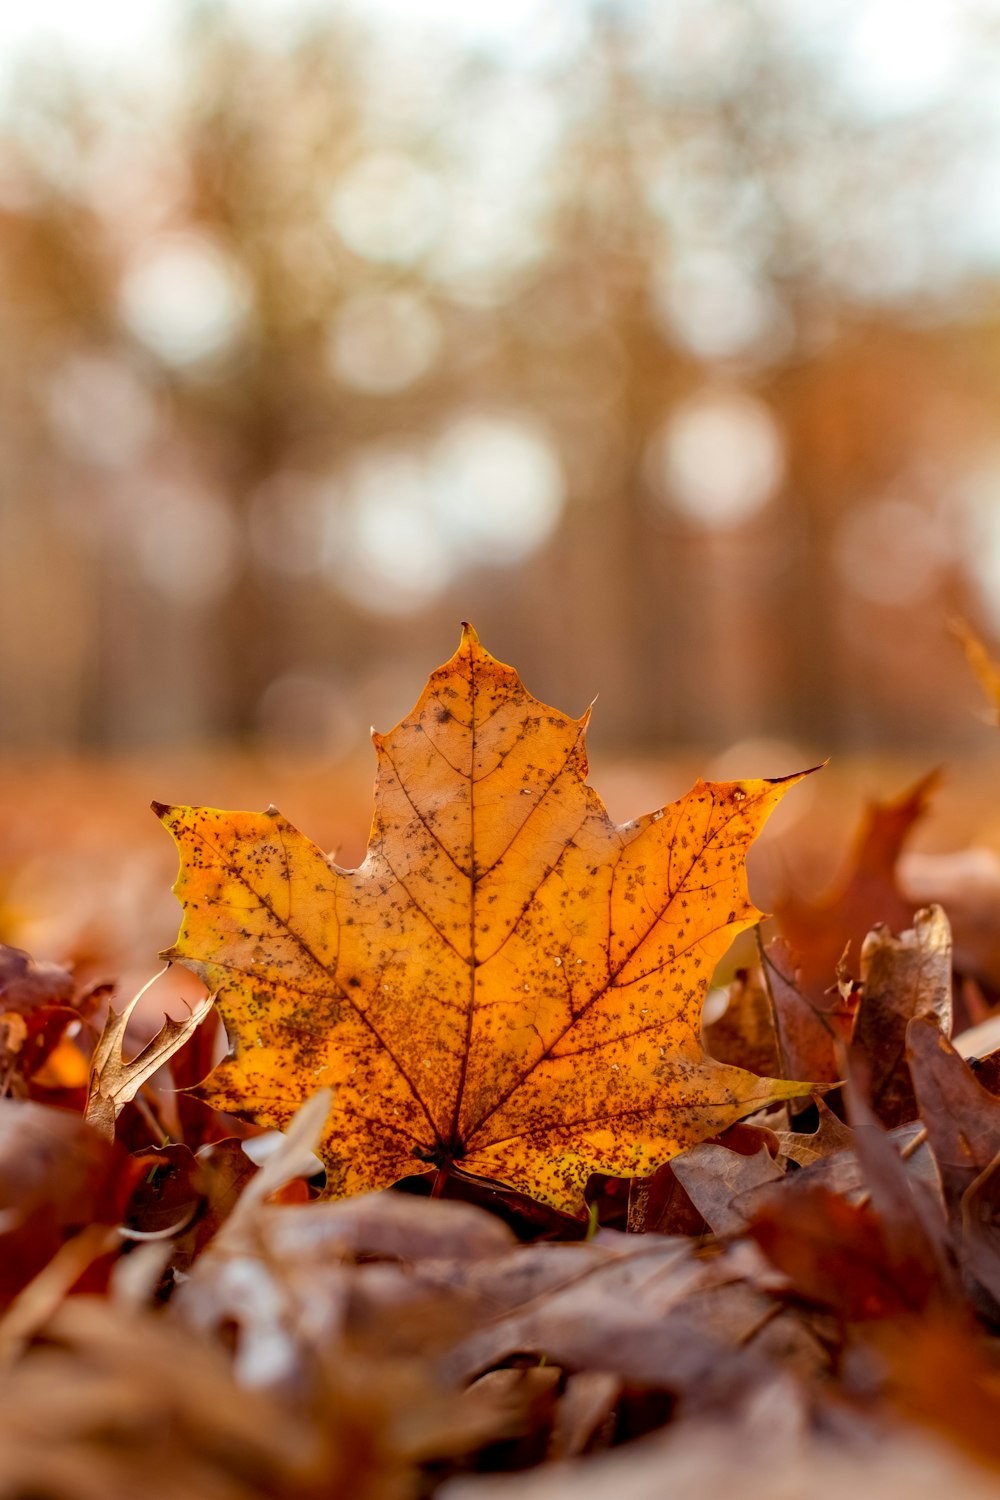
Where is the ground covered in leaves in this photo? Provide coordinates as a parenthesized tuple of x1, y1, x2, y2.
(8, 881, 1000, 1500)
(9, 634, 1000, 1497)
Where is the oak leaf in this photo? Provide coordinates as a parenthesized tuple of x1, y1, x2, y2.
(158, 627, 810, 1214)
(84, 976, 214, 1141)
(775, 768, 940, 1002)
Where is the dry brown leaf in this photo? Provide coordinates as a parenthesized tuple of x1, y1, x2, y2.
(853, 904, 952, 1128)
(776, 769, 940, 999)
(84, 972, 214, 1141)
(670, 1143, 784, 1236)
(0, 1099, 132, 1305)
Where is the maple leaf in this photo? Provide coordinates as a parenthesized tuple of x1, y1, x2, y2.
(157, 626, 810, 1214)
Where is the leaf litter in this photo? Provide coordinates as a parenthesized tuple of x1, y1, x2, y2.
(7, 627, 1000, 1495)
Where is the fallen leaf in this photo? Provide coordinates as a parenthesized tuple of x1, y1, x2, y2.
(625, 1120, 778, 1235)
(84, 973, 214, 1142)
(883, 1313, 1000, 1471)
(547, 1370, 620, 1459)
(766, 937, 856, 1082)
(749, 1182, 934, 1321)
(908, 1015, 1000, 1219)
(470, 1365, 562, 1471)
(436, 1234, 781, 1397)
(852, 905, 952, 1128)
(775, 1097, 855, 1168)
(705, 936, 853, 1087)
(0, 944, 75, 1013)
(437, 1399, 1000, 1500)
(776, 769, 940, 999)
(158, 626, 810, 1214)
(670, 1143, 784, 1236)
(747, 1053, 951, 1321)
(221, 1088, 332, 1236)
(0, 1293, 497, 1500)
(0, 1100, 132, 1304)
(624, 1161, 707, 1237)
(702, 960, 781, 1079)
(958, 1158, 1000, 1311)
(244, 1189, 518, 1267)
(907, 1014, 1000, 1307)
(750, 1117, 933, 1207)
(842, 1050, 952, 1293)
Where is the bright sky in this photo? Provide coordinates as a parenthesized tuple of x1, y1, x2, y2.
(1, 0, 996, 272)
(0, 0, 580, 76)
(0, 0, 979, 109)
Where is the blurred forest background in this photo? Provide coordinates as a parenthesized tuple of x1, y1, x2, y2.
(3, 0, 1000, 765)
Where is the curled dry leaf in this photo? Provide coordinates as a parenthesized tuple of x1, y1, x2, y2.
(747, 1057, 952, 1321)
(222, 1087, 332, 1236)
(84, 972, 214, 1142)
(158, 626, 811, 1215)
(853, 904, 952, 1129)
(841, 1054, 953, 1297)
(765, 937, 856, 1083)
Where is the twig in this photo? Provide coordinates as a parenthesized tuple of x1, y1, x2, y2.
(758, 940, 840, 1042)
(754, 923, 790, 1080)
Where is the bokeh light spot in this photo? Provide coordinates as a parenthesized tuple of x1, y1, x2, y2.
(653, 251, 789, 364)
(331, 450, 451, 614)
(328, 290, 441, 394)
(325, 414, 564, 614)
(48, 351, 160, 468)
(429, 413, 565, 564)
(119, 233, 252, 366)
(329, 152, 443, 266)
(650, 389, 785, 527)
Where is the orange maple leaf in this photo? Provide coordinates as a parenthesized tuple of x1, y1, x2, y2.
(157, 627, 810, 1214)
